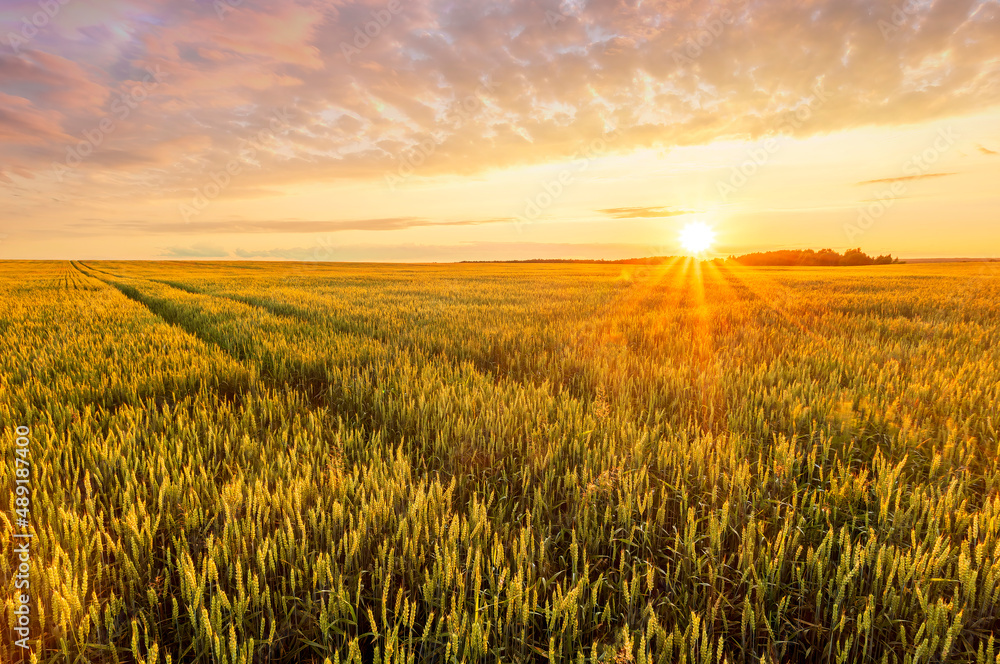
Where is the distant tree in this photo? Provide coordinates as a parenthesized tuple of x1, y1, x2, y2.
(842, 248, 874, 266)
(816, 248, 841, 266)
(730, 248, 896, 267)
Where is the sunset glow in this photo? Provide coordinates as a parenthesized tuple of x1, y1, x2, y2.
(679, 223, 716, 256)
(1, 1, 999, 260)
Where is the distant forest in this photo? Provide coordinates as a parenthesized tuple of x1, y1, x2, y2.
(731, 248, 899, 266)
(461, 248, 900, 266)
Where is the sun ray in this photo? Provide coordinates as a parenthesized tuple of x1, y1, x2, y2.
(712, 261, 837, 356)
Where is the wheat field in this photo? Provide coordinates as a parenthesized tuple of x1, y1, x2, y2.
(2, 259, 999, 664)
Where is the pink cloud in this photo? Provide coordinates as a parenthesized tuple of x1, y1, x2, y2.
(0, 0, 998, 195)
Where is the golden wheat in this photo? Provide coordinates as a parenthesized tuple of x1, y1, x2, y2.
(0, 258, 998, 663)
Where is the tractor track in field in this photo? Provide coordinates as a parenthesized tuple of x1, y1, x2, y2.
(71, 261, 603, 456)
(78, 262, 810, 448)
(76, 260, 121, 278)
(72, 261, 625, 526)
(73, 262, 769, 434)
(134, 271, 599, 403)
(66, 261, 258, 416)
(72, 261, 329, 405)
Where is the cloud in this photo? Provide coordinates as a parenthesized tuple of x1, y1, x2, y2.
(0, 92, 71, 143)
(70, 216, 514, 236)
(979, 145, 998, 155)
(1, 0, 999, 193)
(859, 196, 914, 203)
(235, 247, 328, 260)
(598, 206, 696, 219)
(160, 243, 230, 257)
(234, 241, 670, 262)
(856, 172, 957, 186)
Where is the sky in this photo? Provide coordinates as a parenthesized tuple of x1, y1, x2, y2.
(1, 0, 999, 261)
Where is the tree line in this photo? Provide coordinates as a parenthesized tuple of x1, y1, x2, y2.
(731, 248, 899, 266)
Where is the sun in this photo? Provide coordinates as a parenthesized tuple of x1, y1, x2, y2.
(679, 222, 716, 255)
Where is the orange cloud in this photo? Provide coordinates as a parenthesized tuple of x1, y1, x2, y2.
(598, 206, 696, 219)
(66, 216, 514, 236)
(2, 0, 999, 189)
(2, 0, 1000, 257)
(856, 172, 956, 185)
